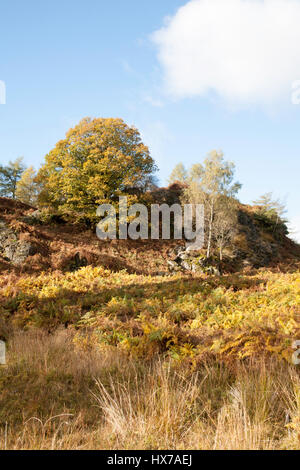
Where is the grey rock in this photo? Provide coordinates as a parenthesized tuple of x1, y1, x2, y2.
(0, 220, 37, 265)
(177, 251, 189, 260)
(167, 260, 178, 271)
(167, 244, 221, 275)
(191, 264, 198, 273)
(237, 209, 281, 267)
(211, 267, 221, 276)
(174, 245, 184, 255)
(22, 210, 43, 225)
(0, 340, 6, 365)
(31, 210, 42, 218)
(181, 261, 192, 271)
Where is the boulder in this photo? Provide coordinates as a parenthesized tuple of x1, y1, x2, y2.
(167, 260, 180, 272)
(167, 245, 220, 275)
(22, 210, 43, 225)
(0, 220, 37, 265)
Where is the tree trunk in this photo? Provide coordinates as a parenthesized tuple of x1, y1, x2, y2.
(206, 203, 214, 258)
(219, 233, 224, 261)
(12, 181, 16, 199)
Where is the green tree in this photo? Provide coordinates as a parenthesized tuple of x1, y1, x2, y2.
(0, 157, 25, 199)
(16, 166, 39, 206)
(37, 117, 157, 215)
(253, 192, 286, 219)
(184, 150, 241, 258)
(253, 192, 288, 235)
(168, 163, 188, 184)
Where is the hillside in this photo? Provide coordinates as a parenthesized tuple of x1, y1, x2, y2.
(0, 197, 299, 450)
(0, 197, 299, 275)
(0, 195, 299, 360)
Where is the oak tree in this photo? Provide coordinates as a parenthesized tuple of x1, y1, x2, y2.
(37, 118, 157, 216)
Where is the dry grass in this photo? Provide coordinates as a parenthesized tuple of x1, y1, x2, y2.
(0, 329, 299, 450)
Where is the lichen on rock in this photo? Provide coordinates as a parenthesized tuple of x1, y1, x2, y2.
(0, 220, 37, 265)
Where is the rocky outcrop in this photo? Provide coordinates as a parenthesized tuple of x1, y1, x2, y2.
(0, 220, 38, 265)
(167, 246, 221, 275)
(237, 210, 279, 267)
(22, 210, 43, 225)
(166, 207, 286, 273)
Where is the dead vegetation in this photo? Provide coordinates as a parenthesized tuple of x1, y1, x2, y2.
(0, 197, 299, 450)
(0, 329, 299, 450)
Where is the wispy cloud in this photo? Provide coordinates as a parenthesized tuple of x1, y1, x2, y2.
(121, 60, 135, 75)
(142, 94, 164, 108)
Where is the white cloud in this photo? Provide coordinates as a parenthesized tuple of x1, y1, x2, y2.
(288, 216, 300, 243)
(121, 60, 135, 75)
(152, 0, 300, 107)
(0, 80, 6, 105)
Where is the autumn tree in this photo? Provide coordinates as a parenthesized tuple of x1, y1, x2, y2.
(183, 151, 241, 258)
(0, 157, 25, 199)
(213, 196, 238, 261)
(168, 163, 188, 184)
(16, 166, 40, 206)
(37, 118, 157, 215)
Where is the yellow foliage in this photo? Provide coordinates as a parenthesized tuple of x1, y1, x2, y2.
(36, 117, 156, 215)
(1, 265, 299, 362)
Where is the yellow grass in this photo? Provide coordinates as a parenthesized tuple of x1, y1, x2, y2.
(0, 263, 299, 449)
(0, 329, 299, 450)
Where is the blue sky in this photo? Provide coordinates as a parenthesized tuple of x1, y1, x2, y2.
(0, 0, 299, 240)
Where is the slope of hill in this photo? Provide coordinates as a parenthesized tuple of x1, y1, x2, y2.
(0, 197, 299, 450)
(0, 196, 299, 360)
(0, 197, 299, 275)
